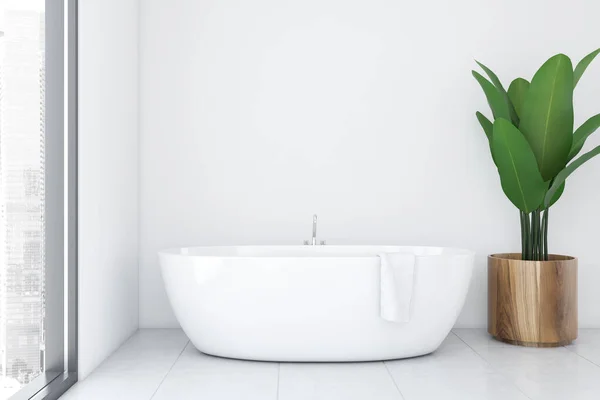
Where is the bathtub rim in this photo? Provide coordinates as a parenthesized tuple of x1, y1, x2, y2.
(158, 245, 475, 260)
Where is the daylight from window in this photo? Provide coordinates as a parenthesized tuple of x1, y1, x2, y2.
(0, 0, 46, 398)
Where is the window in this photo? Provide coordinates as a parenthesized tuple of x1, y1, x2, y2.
(0, 0, 76, 399)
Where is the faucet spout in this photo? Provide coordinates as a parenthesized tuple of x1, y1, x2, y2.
(304, 214, 325, 246)
(312, 215, 317, 245)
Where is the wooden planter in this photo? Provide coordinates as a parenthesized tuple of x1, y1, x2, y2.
(488, 253, 577, 347)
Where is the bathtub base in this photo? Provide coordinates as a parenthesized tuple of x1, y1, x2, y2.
(193, 345, 439, 363)
(183, 324, 449, 363)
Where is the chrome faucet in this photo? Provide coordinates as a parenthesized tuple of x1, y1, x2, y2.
(304, 214, 326, 245)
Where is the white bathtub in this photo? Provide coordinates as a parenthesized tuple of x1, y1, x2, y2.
(159, 246, 474, 361)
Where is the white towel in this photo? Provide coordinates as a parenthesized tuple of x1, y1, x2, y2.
(379, 253, 416, 323)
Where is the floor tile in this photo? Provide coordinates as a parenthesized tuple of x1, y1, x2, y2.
(151, 342, 278, 400)
(569, 329, 600, 346)
(566, 329, 600, 366)
(453, 328, 512, 350)
(61, 329, 189, 400)
(385, 333, 529, 400)
(59, 329, 600, 400)
(471, 333, 600, 400)
(278, 361, 402, 400)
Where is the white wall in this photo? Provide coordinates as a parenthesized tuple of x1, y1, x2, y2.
(139, 0, 600, 328)
(78, 0, 140, 379)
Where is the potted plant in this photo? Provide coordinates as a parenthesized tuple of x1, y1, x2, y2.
(473, 49, 600, 347)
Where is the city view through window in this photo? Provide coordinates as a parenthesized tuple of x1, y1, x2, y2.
(0, 0, 46, 398)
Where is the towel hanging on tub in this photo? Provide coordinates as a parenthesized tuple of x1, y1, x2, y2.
(379, 252, 416, 323)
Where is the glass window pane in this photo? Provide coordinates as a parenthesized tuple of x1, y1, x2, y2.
(0, 0, 46, 398)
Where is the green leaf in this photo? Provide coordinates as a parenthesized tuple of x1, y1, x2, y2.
(507, 78, 530, 120)
(476, 61, 519, 125)
(574, 48, 600, 87)
(542, 182, 564, 209)
(476, 111, 492, 141)
(472, 71, 511, 121)
(476, 112, 495, 164)
(492, 118, 548, 213)
(568, 113, 600, 161)
(545, 144, 600, 206)
(519, 54, 574, 181)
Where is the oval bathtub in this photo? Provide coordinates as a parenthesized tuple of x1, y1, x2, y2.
(159, 246, 474, 361)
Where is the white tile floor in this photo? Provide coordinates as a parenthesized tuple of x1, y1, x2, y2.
(61, 329, 600, 400)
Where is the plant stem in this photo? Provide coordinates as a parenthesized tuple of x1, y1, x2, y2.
(539, 209, 543, 260)
(531, 211, 538, 260)
(540, 209, 544, 260)
(543, 209, 549, 261)
(536, 209, 544, 261)
(524, 212, 531, 260)
(532, 214, 535, 260)
(520, 211, 526, 260)
(540, 210, 543, 260)
(540, 212, 545, 261)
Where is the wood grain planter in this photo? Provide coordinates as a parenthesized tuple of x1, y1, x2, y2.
(488, 253, 577, 347)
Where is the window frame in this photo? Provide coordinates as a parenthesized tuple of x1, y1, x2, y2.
(9, 0, 78, 398)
